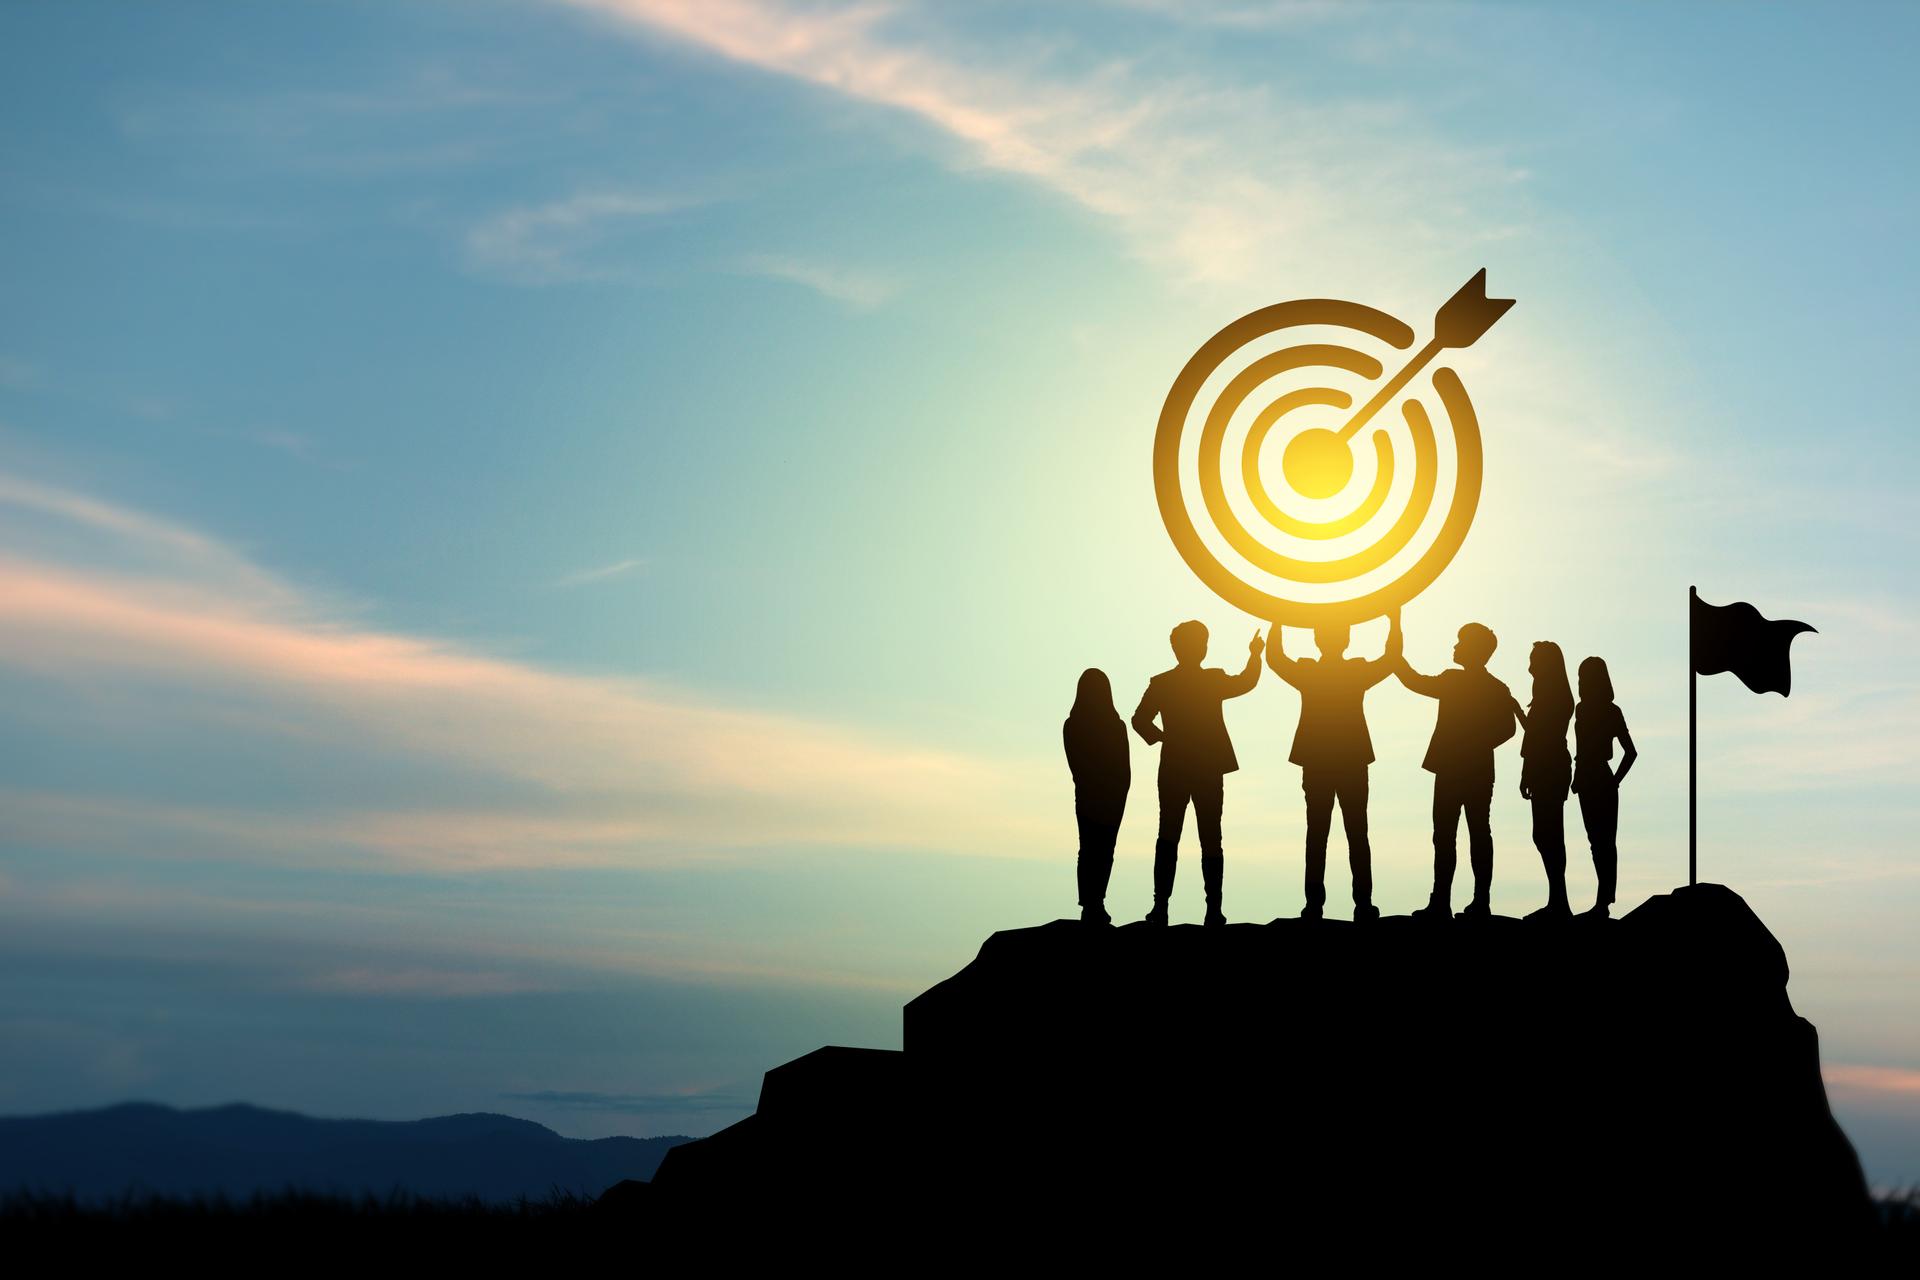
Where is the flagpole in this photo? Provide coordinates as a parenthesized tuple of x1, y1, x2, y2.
(1688, 585, 1697, 888)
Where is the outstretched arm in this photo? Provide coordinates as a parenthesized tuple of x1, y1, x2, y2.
(1131, 685, 1163, 746)
(1265, 624, 1302, 687)
(1614, 714, 1638, 785)
(1393, 619, 1444, 697)
(1223, 630, 1265, 698)
(1509, 694, 1529, 731)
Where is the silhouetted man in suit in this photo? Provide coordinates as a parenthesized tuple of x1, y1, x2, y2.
(1395, 621, 1516, 920)
(1132, 621, 1263, 927)
(1267, 610, 1401, 922)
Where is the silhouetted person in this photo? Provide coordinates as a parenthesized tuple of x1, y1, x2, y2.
(1573, 656, 1637, 918)
(1132, 621, 1263, 926)
(1064, 668, 1130, 926)
(1265, 610, 1402, 922)
(1511, 641, 1574, 920)
(1395, 621, 1516, 920)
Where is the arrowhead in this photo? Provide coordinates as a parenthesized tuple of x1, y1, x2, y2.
(1432, 268, 1515, 349)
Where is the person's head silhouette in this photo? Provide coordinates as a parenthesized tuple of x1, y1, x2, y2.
(1313, 622, 1351, 660)
(1529, 640, 1572, 710)
(1453, 622, 1497, 670)
(1578, 655, 1614, 703)
(1071, 667, 1116, 718)
(1170, 620, 1209, 667)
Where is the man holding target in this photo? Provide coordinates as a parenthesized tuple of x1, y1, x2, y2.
(1265, 609, 1402, 922)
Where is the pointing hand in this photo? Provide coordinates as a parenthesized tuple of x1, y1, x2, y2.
(1250, 629, 1265, 657)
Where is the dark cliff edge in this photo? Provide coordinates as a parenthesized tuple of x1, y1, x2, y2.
(647, 883, 1871, 1255)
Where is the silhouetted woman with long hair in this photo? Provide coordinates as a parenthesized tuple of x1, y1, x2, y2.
(1064, 667, 1130, 925)
(1573, 656, 1637, 918)
(1511, 641, 1574, 919)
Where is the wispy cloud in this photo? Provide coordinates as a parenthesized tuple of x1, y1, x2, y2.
(1096, 0, 1350, 29)
(0, 470, 1050, 871)
(0, 472, 300, 607)
(305, 967, 554, 998)
(501, 1088, 749, 1115)
(738, 254, 899, 309)
(555, 557, 648, 587)
(112, 67, 549, 179)
(465, 190, 695, 283)
(562, 0, 1526, 288)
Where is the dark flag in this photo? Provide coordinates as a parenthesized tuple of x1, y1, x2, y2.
(1690, 590, 1815, 697)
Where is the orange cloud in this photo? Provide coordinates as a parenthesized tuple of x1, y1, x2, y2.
(0, 473, 1054, 869)
(1825, 1064, 1920, 1097)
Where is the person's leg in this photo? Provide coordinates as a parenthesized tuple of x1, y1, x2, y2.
(1196, 773, 1225, 925)
(1424, 776, 1458, 916)
(1338, 768, 1374, 917)
(1465, 774, 1495, 912)
(1148, 771, 1186, 923)
(1593, 779, 1619, 910)
(1075, 807, 1096, 916)
(1301, 769, 1334, 918)
(1530, 779, 1568, 913)
(1078, 809, 1118, 923)
(1576, 779, 1612, 914)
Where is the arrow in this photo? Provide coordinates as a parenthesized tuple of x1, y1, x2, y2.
(1335, 269, 1514, 442)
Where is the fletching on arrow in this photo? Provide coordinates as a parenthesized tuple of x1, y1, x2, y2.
(1432, 268, 1515, 350)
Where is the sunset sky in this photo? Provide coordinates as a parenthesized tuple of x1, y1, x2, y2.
(2, 2, 1917, 1183)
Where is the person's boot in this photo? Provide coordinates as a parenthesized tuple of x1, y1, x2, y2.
(1457, 898, 1491, 920)
(1352, 901, 1380, 924)
(1411, 892, 1451, 922)
(1143, 840, 1176, 924)
(1201, 854, 1225, 927)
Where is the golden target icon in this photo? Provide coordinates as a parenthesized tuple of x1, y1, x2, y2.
(1154, 270, 1514, 626)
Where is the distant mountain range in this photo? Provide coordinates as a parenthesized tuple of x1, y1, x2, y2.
(0, 1102, 690, 1203)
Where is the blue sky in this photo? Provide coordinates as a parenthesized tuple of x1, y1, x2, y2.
(2, 1, 1917, 1182)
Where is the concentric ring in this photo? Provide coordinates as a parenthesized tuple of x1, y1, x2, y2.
(1154, 299, 1484, 626)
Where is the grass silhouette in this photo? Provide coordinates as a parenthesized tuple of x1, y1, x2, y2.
(5, 1186, 1918, 1258)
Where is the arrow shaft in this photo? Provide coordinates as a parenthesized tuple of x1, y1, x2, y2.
(1336, 337, 1441, 442)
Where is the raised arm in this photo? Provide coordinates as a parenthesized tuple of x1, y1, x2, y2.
(1265, 623, 1303, 687)
(1223, 630, 1265, 698)
(1131, 683, 1163, 746)
(1362, 609, 1405, 686)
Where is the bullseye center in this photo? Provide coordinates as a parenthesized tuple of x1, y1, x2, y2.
(1281, 428, 1354, 500)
